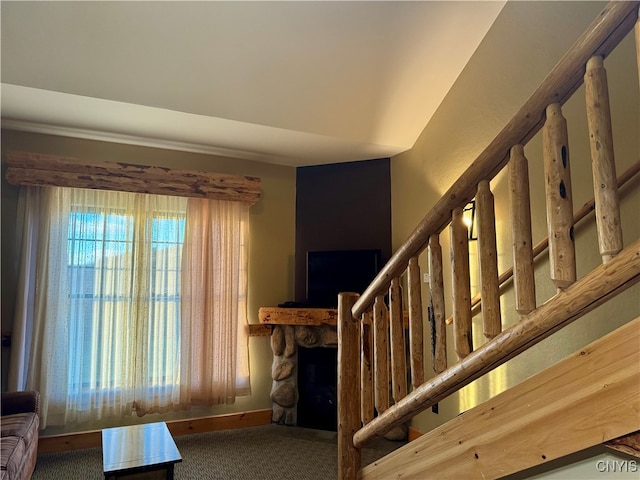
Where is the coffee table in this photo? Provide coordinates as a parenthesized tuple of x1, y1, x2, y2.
(102, 421, 182, 479)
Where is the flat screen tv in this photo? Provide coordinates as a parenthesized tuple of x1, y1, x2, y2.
(306, 249, 382, 308)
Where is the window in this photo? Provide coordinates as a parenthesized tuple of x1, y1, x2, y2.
(66, 207, 186, 393)
(13, 186, 250, 427)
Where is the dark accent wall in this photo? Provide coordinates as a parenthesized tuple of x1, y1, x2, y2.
(294, 158, 392, 303)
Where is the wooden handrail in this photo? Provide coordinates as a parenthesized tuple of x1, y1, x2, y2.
(352, 1, 639, 318)
(352, 239, 640, 448)
(445, 158, 640, 325)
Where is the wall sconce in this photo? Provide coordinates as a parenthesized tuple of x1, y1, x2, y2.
(462, 200, 477, 241)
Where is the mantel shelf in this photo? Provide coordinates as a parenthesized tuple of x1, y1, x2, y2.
(249, 306, 409, 337)
(258, 307, 338, 326)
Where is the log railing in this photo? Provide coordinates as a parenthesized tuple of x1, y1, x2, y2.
(444, 158, 640, 327)
(338, 2, 640, 479)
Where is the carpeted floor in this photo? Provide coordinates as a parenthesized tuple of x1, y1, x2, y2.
(32, 424, 405, 479)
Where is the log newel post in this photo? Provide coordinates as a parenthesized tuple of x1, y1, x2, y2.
(509, 145, 537, 314)
(543, 103, 576, 290)
(476, 180, 502, 338)
(428, 234, 447, 373)
(373, 295, 390, 414)
(407, 256, 425, 387)
(338, 292, 361, 480)
(361, 311, 374, 425)
(451, 207, 473, 359)
(585, 55, 623, 263)
(389, 278, 408, 403)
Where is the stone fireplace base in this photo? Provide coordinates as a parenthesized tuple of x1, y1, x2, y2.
(260, 306, 408, 441)
(269, 324, 338, 426)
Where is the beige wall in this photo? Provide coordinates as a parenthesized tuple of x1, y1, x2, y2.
(0, 129, 297, 433)
(390, 0, 639, 443)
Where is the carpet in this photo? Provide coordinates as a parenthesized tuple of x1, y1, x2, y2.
(32, 424, 405, 479)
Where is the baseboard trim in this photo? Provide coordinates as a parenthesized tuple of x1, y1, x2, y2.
(38, 408, 273, 455)
(408, 426, 424, 442)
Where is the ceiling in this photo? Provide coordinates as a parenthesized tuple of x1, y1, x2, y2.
(1, 1, 505, 167)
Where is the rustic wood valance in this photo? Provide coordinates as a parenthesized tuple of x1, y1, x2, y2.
(4, 151, 261, 205)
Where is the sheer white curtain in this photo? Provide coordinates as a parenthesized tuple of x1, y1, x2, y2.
(8, 187, 46, 394)
(180, 199, 251, 405)
(9, 186, 250, 427)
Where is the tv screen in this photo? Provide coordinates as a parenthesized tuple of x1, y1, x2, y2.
(306, 249, 382, 308)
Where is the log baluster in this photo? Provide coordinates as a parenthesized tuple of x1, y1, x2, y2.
(451, 207, 473, 358)
(428, 234, 447, 373)
(389, 278, 407, 403)
(442, 160, 639, 328)
(373, 295, 390, 414)
(543, 103, 576, 290)
(585, 56, 623, 263)
(476, 180, 502, 338)
(509, 145, 536, 314)
(407, 256, 425, 387)
(337, 292, 361, 480)
(352, 241, 640, 449)
(361, 310, 374, 425)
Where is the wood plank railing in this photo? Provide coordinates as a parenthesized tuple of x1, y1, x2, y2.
(337, 2, 640, 479)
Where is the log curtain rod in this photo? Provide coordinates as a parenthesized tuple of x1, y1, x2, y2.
(4, 150, 261, 205)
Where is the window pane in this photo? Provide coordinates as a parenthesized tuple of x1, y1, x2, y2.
(66, 203, 185, 393)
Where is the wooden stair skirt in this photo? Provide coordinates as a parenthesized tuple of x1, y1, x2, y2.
(359, 317, 640, 480)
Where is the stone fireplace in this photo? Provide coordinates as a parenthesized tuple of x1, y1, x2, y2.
(259, 306, 408, 440)
(259, 307, 338, 429)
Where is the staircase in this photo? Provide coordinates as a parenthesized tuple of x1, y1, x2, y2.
(336, 2, 640, 479)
